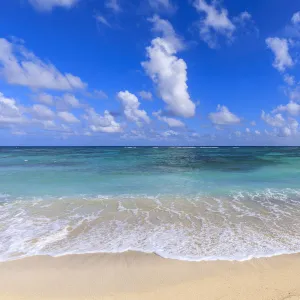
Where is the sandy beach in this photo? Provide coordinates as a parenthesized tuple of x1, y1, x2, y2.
(0, 252, 300, 300)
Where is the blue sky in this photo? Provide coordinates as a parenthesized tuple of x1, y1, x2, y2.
(0, 0, 300, 145)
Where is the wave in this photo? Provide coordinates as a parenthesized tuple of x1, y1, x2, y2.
(1, 189, 300, 262)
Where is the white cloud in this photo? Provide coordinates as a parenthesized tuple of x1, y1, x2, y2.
(31, 104, 55, 120)
(39, 120, 58, 130)
(0, 38, 86, 90)
(150, 15, 184, 51)
(284, 74, 295, 86)
(33, 93, 54, 105)
(117, 91, 150, 125)
(95, 15, 111, 28)
(266, 37, 293, 72)
(142, 16, 195, 118)
(280, 127, 292, 137)
(289, 118, 298, 130)
(0, 92, 26, 125)
(235, 130, 241, 137)
(161, 130, 179, 137)
(57, 111, 80, 123)
(139, 90, 153, 101)
(261, 110, 298, 137)
(11, 130, 26, 136)
(56, 94, 82, 110)
(273, 101, 300, 116)
(278, 119, 298, 137)
(153, 110, 185, 127)
(284, 11, 300, 39)
(261, 111, 285, 127)
(235, 11, 252, 23)
(255, 130, 261, 135)
(105, 0, 121, 13)
(92, 90, 108, 99)
(121, 129, 149, 140)
(245, 128, 250, 133)
(209, 105, 241, 125)
(84, 108, 122, 133)
(29, 0, 79, 11)
(148, 0, 176, 13)
(193, 0, 235, 48)
(85, 89, 108, 99)
(292, 11, 300, 24)
(250, 121, 256, 126)
(289, 87, 300, 102)
(191, 132, 200, 138)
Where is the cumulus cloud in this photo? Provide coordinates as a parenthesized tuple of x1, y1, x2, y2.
(56, 94, 82, 110)
(84, 108, 122, 133)
(284, 74, 295, 86)
(148, 0, 176, 13)
(139, 91, 153, 101)
(85, 89, 108, 99)
(193, 0, 236, 48)
(31, 104, 55, 120)
(0, 38, 86, 90)
(117, 91, 150, 125)
(266, 37, 293, 72)
(261, 111, 285, 127)
(284, 11, 300, 39)
(57, 111, 80, 123)
(150, 15, 184, 50)
(273, 101, 300, 116)
(235, 130, 241, 137)
(279, 127, 292, 137)
(209, 105, 241, 125)
(289, 87, 300, 102)
(161, 130, 179, 137)
(292, 11, 300, 24)
(234, 11, 252, 24)
(245, 128, 250, 133)
(261, 111, 298, 137)
(153, 110, 185, 127)
(105, 0, 121, 13)
(92, 90, 108, 99)
(255, 130, 261, 135)
(288, 118, 299, 131)
(29, 0, 79, 11)
(33, 93, 55, 105)
(33, 92, 82, 110)
(142, 15, 195, 118)
(277, 119, 298, 137)
(0, 92, 26, 125)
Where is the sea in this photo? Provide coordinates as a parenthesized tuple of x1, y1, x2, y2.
(1, 146, 300, 262)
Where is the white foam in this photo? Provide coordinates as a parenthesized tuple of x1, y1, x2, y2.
(1, 190, 300, 262)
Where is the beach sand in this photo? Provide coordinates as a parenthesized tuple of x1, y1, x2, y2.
(0, 252, 300, 300)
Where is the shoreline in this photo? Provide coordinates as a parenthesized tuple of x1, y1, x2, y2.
(3, 247, 300, 263)
(1, 251, 300, 299)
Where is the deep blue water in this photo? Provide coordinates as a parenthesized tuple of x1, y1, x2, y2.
(1, 146, 300, 197)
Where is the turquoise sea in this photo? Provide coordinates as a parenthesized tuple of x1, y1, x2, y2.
(1, 146, 300, 261)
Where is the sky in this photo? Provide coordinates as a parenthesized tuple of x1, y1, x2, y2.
(0, 0, 300, 146)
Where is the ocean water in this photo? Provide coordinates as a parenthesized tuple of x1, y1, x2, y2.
(1, 146, 300, 262)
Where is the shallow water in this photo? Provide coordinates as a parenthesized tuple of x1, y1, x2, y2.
(1, 146, 300, 261)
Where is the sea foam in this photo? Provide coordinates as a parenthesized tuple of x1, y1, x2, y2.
(1, 189, 300, 262)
